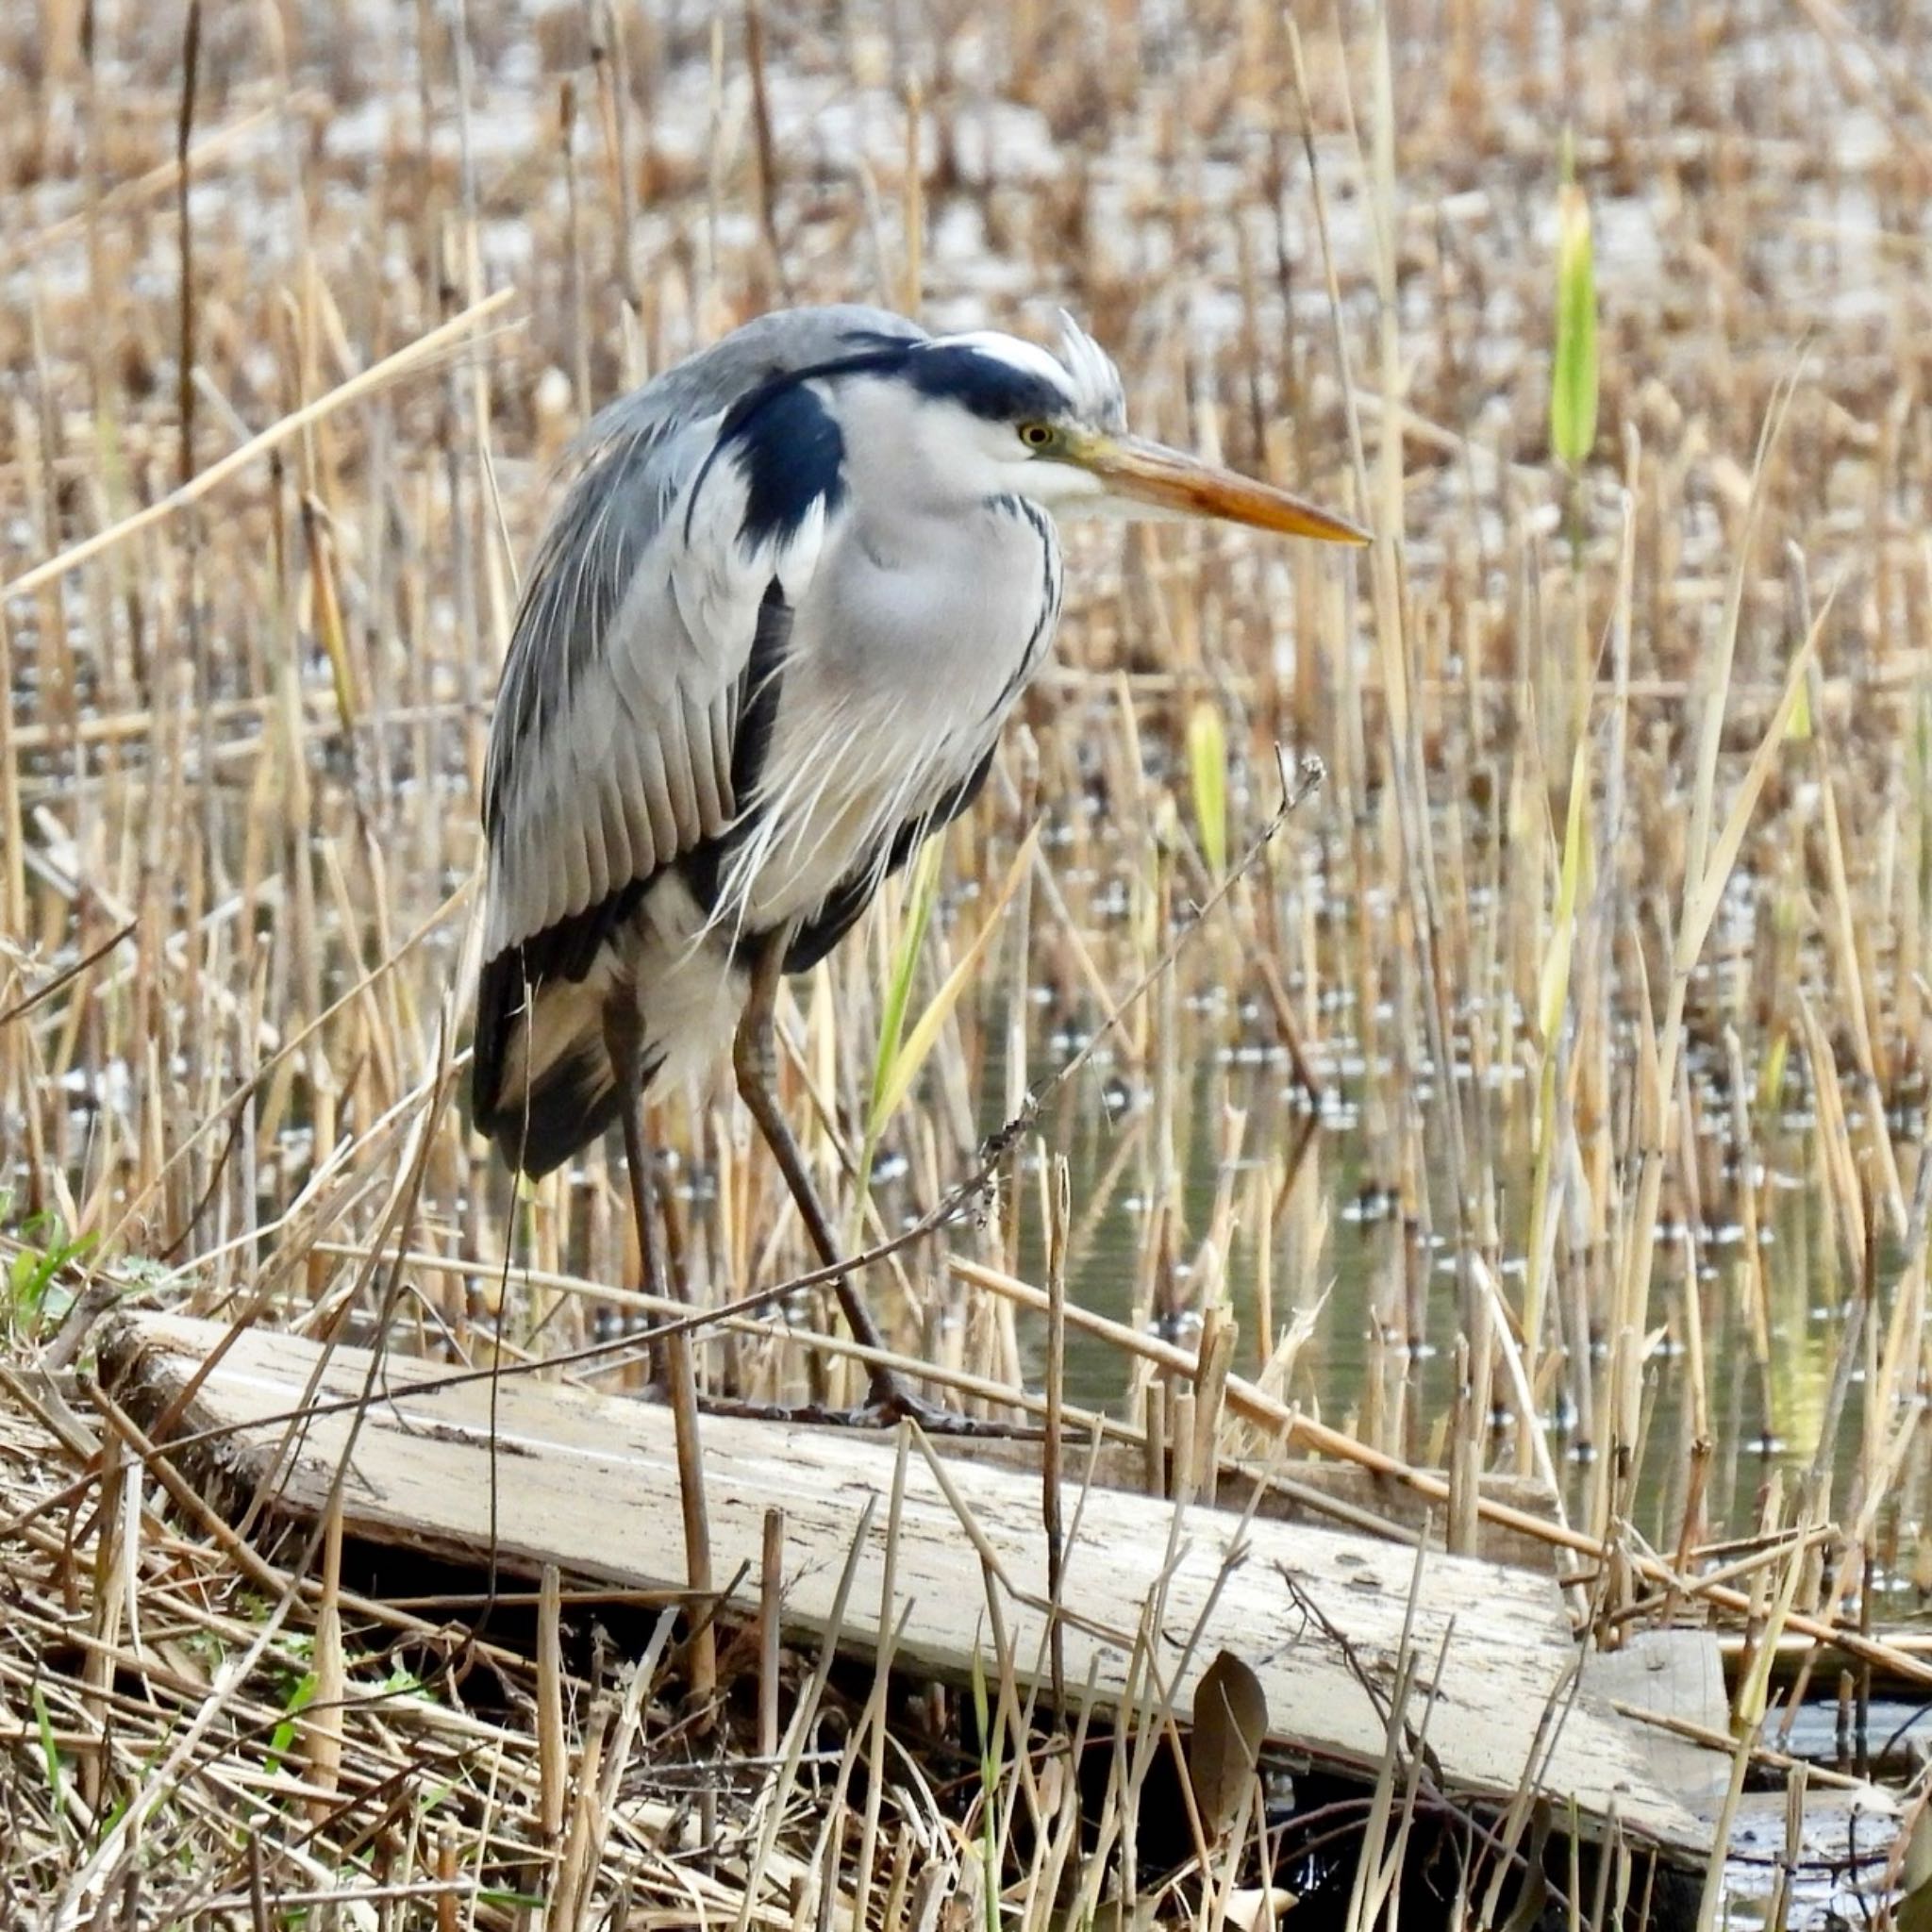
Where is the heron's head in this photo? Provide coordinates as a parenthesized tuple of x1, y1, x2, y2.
(888, 315, 1369, 546)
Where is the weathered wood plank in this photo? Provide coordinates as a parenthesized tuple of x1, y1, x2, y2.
(1579, 1629, 1734, 1819)
(101, 1312, 1715, 1850)
(914, 1432, 1567, 1572)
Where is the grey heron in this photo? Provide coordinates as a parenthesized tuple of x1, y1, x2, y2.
(472, 304, 1366, 1416)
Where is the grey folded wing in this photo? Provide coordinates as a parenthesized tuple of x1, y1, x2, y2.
(479, 303, 927, 967)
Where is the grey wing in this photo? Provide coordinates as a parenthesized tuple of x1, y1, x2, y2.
(479, 432, 719, 963)
(479, 303, 925, 963)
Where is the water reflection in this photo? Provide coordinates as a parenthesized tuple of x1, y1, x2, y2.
(963, 1046, 1927, 1607)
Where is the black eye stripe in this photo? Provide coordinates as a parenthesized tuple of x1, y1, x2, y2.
(900, 343, 1069, 422)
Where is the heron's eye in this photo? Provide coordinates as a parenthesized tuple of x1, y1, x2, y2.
(1018, 422, 1055, 450)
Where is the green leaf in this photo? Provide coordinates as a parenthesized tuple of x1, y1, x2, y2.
(874, 824, 1040, 1124)
(1904, 1799, 1932, 1894)
(1550, 179, 1598, 470)
(1186, 701, 1228, 875)
(1536, 727, 1593, 1045)
(264, 1669, 318, 1776)
(850, 836, 948, 1231)
(1756, 1029, 1789, 1120)
(970, 1639, 999, 1932)
(7, 1215, 96, 1337)
(33, 1686, 64, 1822)
(865, 835, 944, 1143)
(1787, 662, 1814, 741)
(969, 1640, 991, 1781)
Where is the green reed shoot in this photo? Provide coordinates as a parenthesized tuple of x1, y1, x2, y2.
(1550, 163, 1599, 474)
(1188, 700, 1229, 876)
(856, 834, 945, 1214)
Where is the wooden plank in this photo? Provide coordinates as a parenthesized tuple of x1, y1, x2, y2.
(1579, 1629, 1735, 1819)
(100, 1313, 1714, 1851)
(916, 1433, 1567, 1572)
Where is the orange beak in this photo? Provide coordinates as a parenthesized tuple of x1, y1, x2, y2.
(1070, 431, 1369, 545)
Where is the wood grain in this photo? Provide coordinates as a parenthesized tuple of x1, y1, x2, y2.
(100, 1311, 1715, 1851)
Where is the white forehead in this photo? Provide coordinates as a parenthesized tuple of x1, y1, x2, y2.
(939, 330, 1073, 392)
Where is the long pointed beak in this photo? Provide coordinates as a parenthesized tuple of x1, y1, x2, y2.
(1073, 432, 1370, 545)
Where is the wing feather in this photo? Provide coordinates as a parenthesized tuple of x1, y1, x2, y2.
(577, 778, 611, 912)
(598, 767, 635, 889)
(605, 735, 648, 883)
(480, 304, 926, 974)
(656, 691, 702, 848)
(632, 725, 679, 872)
(689, 691, 730, 832)
(557, 798, 594, 939)
(707, 691, 736, 810)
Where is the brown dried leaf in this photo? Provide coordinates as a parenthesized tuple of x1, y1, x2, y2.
(1188, 1649, 1268, 1840)
(1898, 1807, 1932, 1932)
(1224, 1889, 1297, 1932)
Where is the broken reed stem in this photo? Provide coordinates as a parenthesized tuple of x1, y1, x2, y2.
(303, 1491, 344, 1820)
(1141, 1381, 1167, 1497)
(550, 1695, 612, 1932)
(1043, 1154, 1070, 1714)
(758, 1507, 784, 1760)
(608, 1009, 716, 1712)
(538, 1562, 566, 1840)
(851, 1435, 912, 1932)
(1191, 1305, 1236, 1511)
(435, 1832, 459, 1932)
(743, 0, 788, 303)
(662, 1323, 717, 1708)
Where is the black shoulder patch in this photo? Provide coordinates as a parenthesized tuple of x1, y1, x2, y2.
(732, 581, 792, 804)
(680, 580, 793, 916)
(721, 378, 847, 553)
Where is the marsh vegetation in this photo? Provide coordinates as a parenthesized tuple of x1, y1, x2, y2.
(3, 0, 1931, 1924)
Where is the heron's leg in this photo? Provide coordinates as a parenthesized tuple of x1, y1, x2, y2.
(604, 1005, 717, 1699)
(732, 939, 907, 1411)
(608, 1016, 675, 1394)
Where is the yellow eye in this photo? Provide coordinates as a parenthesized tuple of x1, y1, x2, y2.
(1019, 422, 1055, 449)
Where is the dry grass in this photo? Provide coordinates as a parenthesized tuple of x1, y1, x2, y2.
(5, 0, 1932, 1924)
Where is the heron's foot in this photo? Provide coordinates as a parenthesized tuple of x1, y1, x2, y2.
(858, 1376, 964, 1433)
(691, 1383, 1038, 1440)
(850, 1374, 1045, 1438)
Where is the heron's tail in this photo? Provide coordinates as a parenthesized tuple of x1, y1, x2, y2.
(471, 950, 621, 1178)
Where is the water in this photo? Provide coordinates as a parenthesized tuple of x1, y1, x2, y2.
(955, 1037, 1931, 1613)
